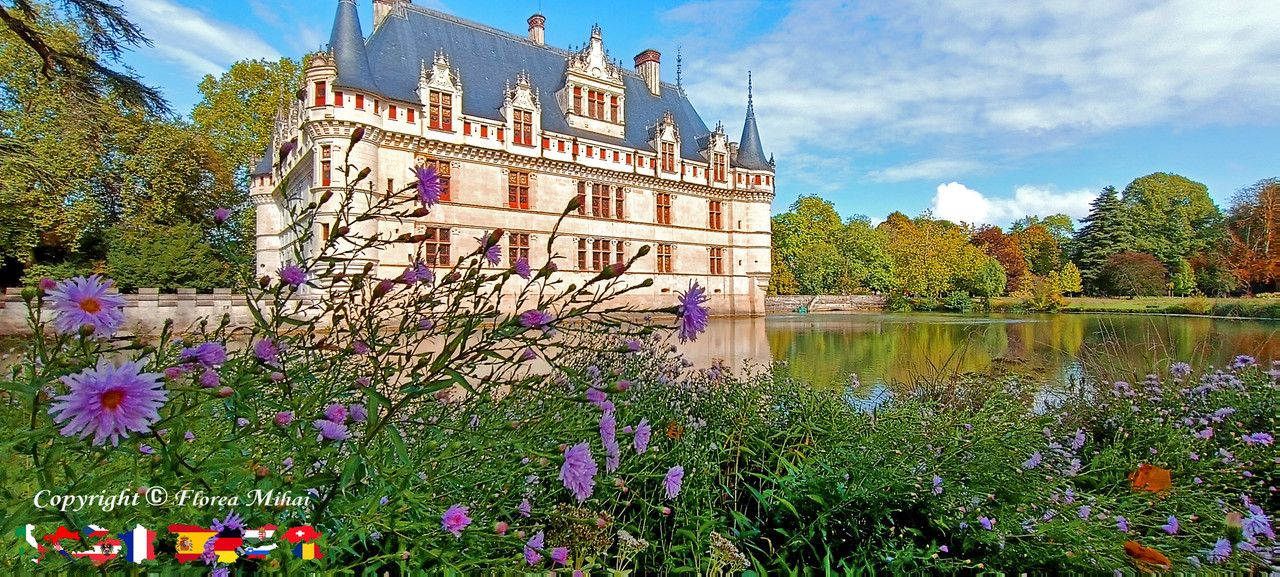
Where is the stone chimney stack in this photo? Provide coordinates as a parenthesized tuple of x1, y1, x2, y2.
(528, 14, 546, 45)
(634, 49, 661, 96)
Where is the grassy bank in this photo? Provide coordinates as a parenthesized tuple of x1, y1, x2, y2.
(988, 296, 1280, 319)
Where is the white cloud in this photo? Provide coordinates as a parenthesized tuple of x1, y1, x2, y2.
(930, 182, 1095, 226)
(121, 0, 280, 78)
(680, 0, 1280, 159)
(866, 159, 986, 183)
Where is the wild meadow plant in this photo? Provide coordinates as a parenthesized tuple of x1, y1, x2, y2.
(0, 134, 1274, 574)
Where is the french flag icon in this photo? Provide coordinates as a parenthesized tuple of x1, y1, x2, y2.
(116, 524, 157, 564)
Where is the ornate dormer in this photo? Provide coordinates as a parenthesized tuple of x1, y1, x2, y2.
(557, 25, 626, 139)
(701, 122, 731, 184)
(503, 71, 542, 149)
(650, 111, 681, 175)
(418, 53, 462, 133)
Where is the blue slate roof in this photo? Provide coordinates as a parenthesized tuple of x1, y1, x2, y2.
(250, 144, 274, 176)
(333, 2, 725, 163)
(735, 99, 771, 171)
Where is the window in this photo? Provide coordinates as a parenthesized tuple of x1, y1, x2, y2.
(709, 201, 724, 230)
(656, 244, 673, 273)
(314, 82, 326, 107)
(509, 233, 530, 264)
(420, 158, 451, 201)
(709, 248, 725, 275)
(591, 184, 611, 218)
(661, 142, 676, 172)
(558, 140, 566, 152)
(335, 91, 344, 107)
(464, 121, 472, 135)
(480, 125, 488, 138)
(656, 193, 672, 225)
(356, 94, 365, 110)
(508, 170, 530, 209)
(577, 238, 588, 270)
(321, 223, 331, 242)
(542, 137, 551, 149)
(576, 182, 587, 215)
(389, 105, 397, 120)
(513, 110, 533, 146)
(320, 146, 332, 186)
(386, 178, 394, 195)
(422, 227, 451, 266)
(498, 128, 505, 142)
(713, 152, 727, 182)
(615, 241, 624, 265)
(407, 109, 415, 123)
(374, 99, 381, 116)
(613, 151, 620, 162)
(592, 239, 611, 271)
(587, 90, 606, 120)
(610, 96, 619, 122)
(614, 187, 625, 219)
(573, 87, 583, 114)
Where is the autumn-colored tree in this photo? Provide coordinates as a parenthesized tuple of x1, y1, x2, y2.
(1011, 224, 1062, 276)
(1225, 178, 1279, 292)
(970, 225, 1026, 293)
(1100, 251, 1167, 297)
(193, 57, 303, 189)
(1060, 262, 1083, 295)
(881, 213, 988, 297)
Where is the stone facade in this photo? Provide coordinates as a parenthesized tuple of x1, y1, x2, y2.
(251, 0, 775, 316)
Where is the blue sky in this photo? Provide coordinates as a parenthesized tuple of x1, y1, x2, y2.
(116, 0, 1280, 228)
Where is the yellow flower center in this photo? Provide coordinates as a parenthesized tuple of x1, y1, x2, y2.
(100, 389, 125, 410)
(79, 297, 102, 315)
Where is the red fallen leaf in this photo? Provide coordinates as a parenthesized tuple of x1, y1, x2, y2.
(1128, 463, 1172, 493)
(1124, 541, 1171, 570)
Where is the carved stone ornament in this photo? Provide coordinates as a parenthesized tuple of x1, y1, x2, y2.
(418, 52, 462, 105)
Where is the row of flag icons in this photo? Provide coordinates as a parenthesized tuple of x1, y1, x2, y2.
(15, 523, 324, 564)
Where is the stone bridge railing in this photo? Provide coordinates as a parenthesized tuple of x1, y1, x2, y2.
(765, 295, 888, 313)
(0, 288, 275, 336)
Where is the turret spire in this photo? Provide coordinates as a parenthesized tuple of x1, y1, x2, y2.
(329, 0, 380, 93)
(734, 71, 771, 172)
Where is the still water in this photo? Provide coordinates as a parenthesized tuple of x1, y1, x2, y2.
(686, 313, 1279, 391)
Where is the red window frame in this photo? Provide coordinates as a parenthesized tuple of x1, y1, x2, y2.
(709, 201, 724, 230)
(423, 227, 451, 266)
(508, 170, 531, 209)
(314, 82, 326, 107)
(656, 193, 672, 225)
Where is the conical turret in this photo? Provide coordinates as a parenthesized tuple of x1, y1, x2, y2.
(734, 72, 771, 171)
(330, 0, 380, 93)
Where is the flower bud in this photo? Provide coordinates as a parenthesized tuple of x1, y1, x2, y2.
(38, 277, 57, 292)
(213, 208, 230, 224)
(164, 367, 183, 379)
(259, 275, 272, 288)
(349, 126, 366, 147)
(356, 167, 372, 182)
(635, 244, 651, 257)
(319, 190, 334, 205)
(79, 323, 97, 337)
(486, 229, 505, 248)
(565, 196, 583, 213)
(217, 386, 234, 398)
(494, 522, 509, 535)
(256, 465, 270, 478)
(373, 279, 395, 298)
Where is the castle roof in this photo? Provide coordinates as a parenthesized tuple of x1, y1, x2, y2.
(733, 74, 771, 171)
(329, 2, 725, 163)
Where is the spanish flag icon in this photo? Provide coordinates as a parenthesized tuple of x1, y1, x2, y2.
(292, 542, 324, 560)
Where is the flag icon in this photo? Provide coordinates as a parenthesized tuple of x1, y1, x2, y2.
(292, 542, 324, 560)
(117, 524, 157, 564)
(166, 525, 216, 564)
(70, 538, 121, 563)
(281, 525, 322, 544)
(81, 525, 110, 539)
(15, 525, 45, 563)
(42, 527, 80, 559)
(242, 525, 279, 559)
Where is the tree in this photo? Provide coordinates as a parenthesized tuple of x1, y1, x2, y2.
(837, 216, 894, 293)
(1100, 251, 1167, 297)
(1059, 262, 1083, 296)
(880, 213, 988, 297)
(1012, 213, 1075, 246)
(107, 222, 237, 291)
(193, 58, 302, 188)
(1170, 259, 1196, 296)
(966, 257, 1007, 301)
(1122, 173, 1224, 269)
(1011, 224, 1062, 276)
(1225, 178, 1279, 292)
(0, 1, 166, 115)
(970, 225, 1026, 293)
(1074, 186, 1135, 293)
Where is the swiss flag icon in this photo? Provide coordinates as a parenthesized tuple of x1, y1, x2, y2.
(281, 526, 322, 544)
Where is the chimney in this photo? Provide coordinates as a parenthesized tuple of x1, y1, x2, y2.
(635, 50, 661, 96)
(373, 0, 394, 28)
(528, 14, 546, 45)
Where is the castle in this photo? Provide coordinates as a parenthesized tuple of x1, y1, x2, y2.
(250, 0, 775, 315)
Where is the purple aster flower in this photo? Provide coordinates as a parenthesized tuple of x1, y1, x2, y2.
(48, 360, 167, 446)
(1064, 488, 1075, 505)
(1243, 432, 1274, 446)
(932, 475, 943, 495)
(212, 568, 229, 577)
(518, 498, 532, 518)
(1170, 361, 1192, 378)
(586, 387, 607, 406)
(1021, 451, 1043, 469)
(1078, 506, 1091, 519)
(600, 412, 617, 447)
(350, 404, 368, 422)
(277, 263, 307, 287)
(254, 338, 281, 366)
(213, 208, 230, 224)
(181, 342, 227, 367)
(184, 430, 195, 441)
(1231, 355, 1257, 370)
(198, 369, 220, 388)
(212, 511, 244, 532)
(675, 282, 710, 343)
(1162, 515, 1179, 534)
(1116, 516, 1129, 532)
(235, 417, 249, 428)
(441, 505, 472, 537)
(940, 545, 949, 553)
(46, 275, 127, 337)
(634, 418, 652, 454)
(313, 419, 349, 441)
(978, 517, 993, 530)
(200, 537, 217, 565)
(559, 442, 598, 502)
(1064, 458, 1082, 477)
(1203, 537, 1232, 563)
(485, 243, 502, 266)
(524, 531, 544, 566)
(413, 165, 441, 207)
(625, 339, 642, 352)
(519, 309, 555, 331)
(324, 404, 348, 423)
(664, 465, 685, 499)
(139, 444, 154, 454)
(274, 411, 294, 427)
(282, 457, 293, 470)
(514, 257, 532, 279)
(1243, 506, 1274, 541)
(1070, 430, 1086, 451)
(606, 450, 620, 474)
(353, 341, 371, 356)
(521, 347, 537, 361)
(550, 547, 569, 565)
(1196, 427, 1214, 439)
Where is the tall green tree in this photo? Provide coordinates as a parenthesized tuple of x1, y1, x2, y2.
(1073, 186, 1135, 293)
(192, 57, 302, 188)
(1122, 173, 1224, 269)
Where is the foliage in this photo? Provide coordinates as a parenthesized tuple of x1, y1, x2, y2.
(105, 223, 239, 291)
(1012, 213, 1075, 250)
(966, 257, 1008, 301)
(1060, 262, 1084, 295)
(1225, 178, 1279, 293)
(1189, 252, 1240, 297)
(880, 213, 988, 298)
(1121, 173, 1224, 270)
(1012, 224, 1063, 276)
(1170, 259, 1197, 297)
(768, 251, 799, 295)
(970, 225, 1025, 293)
(772, 198, 894, 295)
(1101, 251, 1167, 297)
(1024, 271, 1066, 312)
(942, 290, 974, 313)
(192, 57, 302, 189)
(1074, 187, 1135, 293)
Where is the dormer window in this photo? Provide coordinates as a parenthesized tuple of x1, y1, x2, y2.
(513, 110, 534, 146)
(429, 90, 453, 131)
(558, 26, 626, 138)
(661, 142, 676, 173)
(713, 153, 727, 182)
(587, 90, 606, 120)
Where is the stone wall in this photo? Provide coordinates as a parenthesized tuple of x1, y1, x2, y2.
(765, 295, 888, 313)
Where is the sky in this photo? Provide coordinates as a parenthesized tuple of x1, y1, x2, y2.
(114, 0, 1280, 229)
